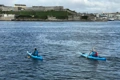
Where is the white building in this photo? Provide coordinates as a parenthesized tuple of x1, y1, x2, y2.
(0, 14, 15, 20)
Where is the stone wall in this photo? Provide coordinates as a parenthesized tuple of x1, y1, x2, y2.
(2, 6, 14, 11)
(1, 5, 64, 11)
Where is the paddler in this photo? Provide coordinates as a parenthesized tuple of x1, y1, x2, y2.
(32, 48, 38, 56)
(89, 47, 98, 57)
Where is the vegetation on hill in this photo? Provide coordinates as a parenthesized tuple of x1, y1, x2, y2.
(0, 10, 72, 19)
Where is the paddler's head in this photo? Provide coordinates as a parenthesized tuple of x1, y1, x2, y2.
(35, 48, 37, 50)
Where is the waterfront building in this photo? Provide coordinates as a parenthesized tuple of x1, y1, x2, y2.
(116, 14, 120, 20)
(0, 14, 15, 20)
(47, 16, 57, 20)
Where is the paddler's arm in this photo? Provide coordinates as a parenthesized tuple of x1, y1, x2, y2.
(89, 50, 92, 55)
(87, 50, 92, 58)
(32, 51, 35, 55)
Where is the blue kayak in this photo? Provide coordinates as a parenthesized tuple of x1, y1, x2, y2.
(79, 52, 106, 61)
(27, 51, 43, 60)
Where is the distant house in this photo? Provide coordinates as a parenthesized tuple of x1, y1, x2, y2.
(0, 4, 4, 11)
(14, 4, 26, 11)
(99, 14, 108, 20)
(2, 6, 14, 11)
(116, 14, 120, 20)
(0, 4, 4, 7)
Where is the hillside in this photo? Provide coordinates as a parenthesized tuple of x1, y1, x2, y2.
(0, 10, 73, 19)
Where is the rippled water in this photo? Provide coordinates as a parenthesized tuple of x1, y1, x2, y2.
(0, 21, 120, 80)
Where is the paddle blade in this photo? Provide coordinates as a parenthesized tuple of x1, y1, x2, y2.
(27, 56, 30, 58)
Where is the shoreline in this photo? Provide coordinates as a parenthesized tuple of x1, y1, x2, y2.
(0, 19, 107, 22)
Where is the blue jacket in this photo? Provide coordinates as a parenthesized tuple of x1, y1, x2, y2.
(32, 50, 38, 56)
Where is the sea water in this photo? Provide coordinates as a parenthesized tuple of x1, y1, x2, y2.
(0, 21, 120, 80)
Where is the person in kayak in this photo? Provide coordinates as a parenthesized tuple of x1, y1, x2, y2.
(89, 48, 98, 57)
(32, 48, 38, 56)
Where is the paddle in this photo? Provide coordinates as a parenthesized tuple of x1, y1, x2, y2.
(27, 51, 31, 58)
(27, 55, 31, 58)
(87, 47, 95, 58)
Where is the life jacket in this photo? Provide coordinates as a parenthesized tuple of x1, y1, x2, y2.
(32, 50, 38, 56)
(34, 50, 38, 56)
(90, 51, 98, 57)
(94, 52, 98, 57)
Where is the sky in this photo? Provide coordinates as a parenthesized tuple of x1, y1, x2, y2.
(0, 0, 120, 13)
